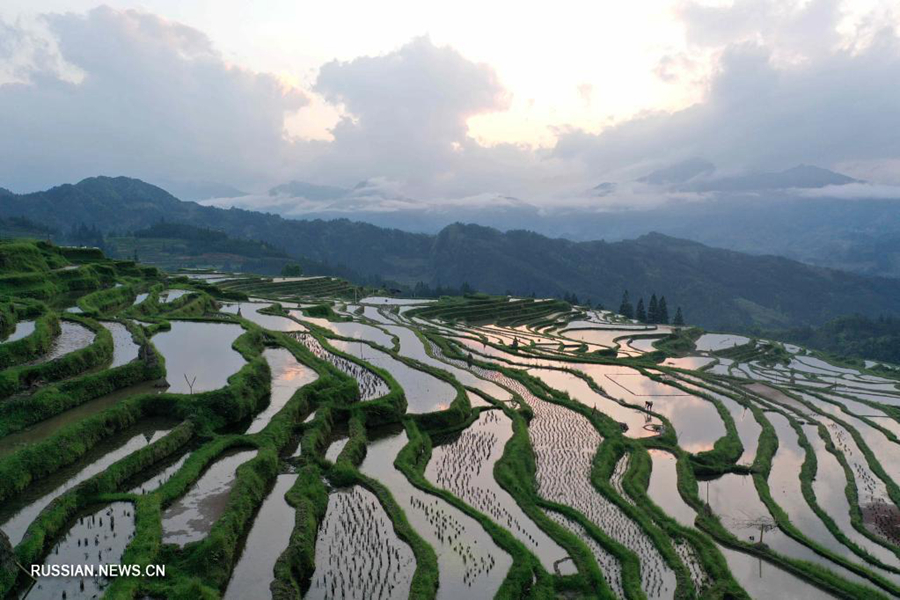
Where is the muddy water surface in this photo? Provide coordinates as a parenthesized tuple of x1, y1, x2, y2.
(1, 320, 35, 343)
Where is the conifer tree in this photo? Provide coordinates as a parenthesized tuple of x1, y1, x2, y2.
(648, 294, 659, 323)
(658, 296, 669, 324)
(636, 298, 647, 322)
(619, 291, 634, 319)
(673, 306, 685, 326)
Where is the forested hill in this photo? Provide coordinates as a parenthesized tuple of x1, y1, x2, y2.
(3, 176, 900, 329)
(428, 224, 900, 329)
(0, 176, 433, 279)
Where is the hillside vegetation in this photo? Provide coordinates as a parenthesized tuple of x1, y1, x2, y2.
(765, 314, 900, 365)
(3, 176, 900, 328)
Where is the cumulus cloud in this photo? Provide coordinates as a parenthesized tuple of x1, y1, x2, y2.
(553, 0, 900, 181)
(2, 1, 900, 205)
(677, 0, 845, 59)
(0, 6, 307, 193)
(0, 14, 559, 200)
(305, 36, 528, 196)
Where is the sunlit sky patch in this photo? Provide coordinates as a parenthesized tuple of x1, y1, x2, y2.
(2, 0, 888, 148)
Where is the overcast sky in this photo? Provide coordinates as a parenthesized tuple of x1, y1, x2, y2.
(1, 0, 899, 201)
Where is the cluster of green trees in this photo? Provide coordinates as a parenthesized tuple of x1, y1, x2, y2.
(133, 220, 230, 242)
(618, 290, 684, 325)
(561, 291, 590, 305)
(280, 263, 303, 277)
(67, 223, 106, 249)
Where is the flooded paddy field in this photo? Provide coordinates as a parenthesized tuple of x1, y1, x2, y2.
(425, 409, 572, 573)
(25, 321, 96, 366)
(152, 320, 246, 393)
(543, 508, 624, 596)
(500, 373, 676, 598)
(528, 367, 661, 438)
(132, 292, 149, 306)
(128, 449, 192, 495)
(360, 305, 397, 325)
(226, 301, 308, 332)
(244, 347, 318, 434)
(766, 412, 900, 584)
(660, 356, 715, 370)
(306, 484, 416, 600)
(361, 297, 436, 306)
(674, 377, 761, 465)
(573, 364, 725, 452)
(325, 320, 396, 348)
(1, 320, 35, 343)
(101, 320, 140, 367)
(4, 243, 900, 599)
(159, 289, 190, 303)
(161, 448, 258, 545)
(706, 473, 881, 591)
(25, 502, 136, 600)
(694, 333, 751, 352)
(0, 419, 172, 545)
(717, 543, 839, 599)
(361, 430, 512, 599)
(387, 325, 512, 401)
(451, 335, 561, 368)
(424, 340, 514, 403)
(0, 381, 161, 458)
(330, 339, 457, 413)
(646, 450, 695, 528)
(292, 332, 390, 400)
(803, 423, 900, 573)
(225, 474, 299, 600)
(645, 451, 835, 598)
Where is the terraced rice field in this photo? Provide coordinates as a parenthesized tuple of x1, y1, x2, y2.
(3, 241, 900, 599)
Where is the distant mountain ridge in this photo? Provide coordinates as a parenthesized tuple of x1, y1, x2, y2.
(152, 179, 247, 201)
(2, 175, 900, 329)
(199, 164, 900, 279)
(680, 164, 859, 193)
(637, 157, 715, 185)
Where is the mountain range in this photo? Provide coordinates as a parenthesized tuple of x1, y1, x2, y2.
(197, 164, 900, 279)
(2, 176, 900, 329)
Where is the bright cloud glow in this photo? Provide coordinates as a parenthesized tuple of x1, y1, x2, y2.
(1, 0, 899, 196)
